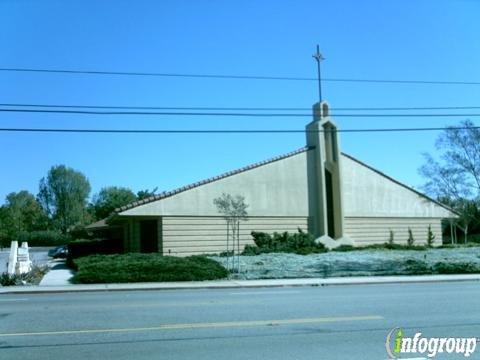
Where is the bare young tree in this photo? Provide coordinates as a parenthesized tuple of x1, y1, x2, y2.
(420, 120, 480, 242)
(213, 193, 248, 273)
(420, 120, 480, 200)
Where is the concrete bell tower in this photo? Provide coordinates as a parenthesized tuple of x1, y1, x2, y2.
(306, 46, 352, 248)
(306, 101, 345, 241)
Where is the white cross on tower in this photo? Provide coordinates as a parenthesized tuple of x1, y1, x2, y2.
(312, 45, 325, 102)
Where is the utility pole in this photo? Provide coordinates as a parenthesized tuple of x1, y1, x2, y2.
(312, 44, 325, 102)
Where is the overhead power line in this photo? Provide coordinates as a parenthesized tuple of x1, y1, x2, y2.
(2, 103, 480, 111)
(1, 108, 480, 117)
(1, 67, 480, 86)
(1, 126, 478, 134)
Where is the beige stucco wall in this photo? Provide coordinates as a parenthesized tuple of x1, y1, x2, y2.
(342, 155, 454, 218)
(345, 217, 443, 246)
(162, 216, 308, 256)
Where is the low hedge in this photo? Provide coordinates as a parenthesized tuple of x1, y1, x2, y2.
(70, 254, 228, 284)
(332, 243, 427, 252)
(243, 230, 327, 255)
(68, 238, 123, 259)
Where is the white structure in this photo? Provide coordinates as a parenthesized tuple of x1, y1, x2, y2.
(87, 101, 458, 255)
(7, 241, 32, 275)
(7, 241, 18, 275)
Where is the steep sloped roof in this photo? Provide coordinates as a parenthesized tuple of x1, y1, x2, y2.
(109, 146, 312, 219)
(103, 146, 457, 221)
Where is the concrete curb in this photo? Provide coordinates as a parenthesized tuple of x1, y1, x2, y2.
(1, 274, 480, 294)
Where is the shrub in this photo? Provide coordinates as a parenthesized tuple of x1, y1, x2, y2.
(404, 259, 432, 275)
(0, 265, 49, 286)
(331, 245, 356, 252)
(331, 243, 426, 252)
(433, 261, 480, 274)
(407, 228, 415, 247)
(388, 229, 395, 245)
(242, 245, 261, 255)
(0, 272, 18, 286)
(68, 238, 123, 260)
(70, 254, 228, 284)
(245, 230, 327, 255)
(427, 225, 436, 247)
(384, 243, 426, 251)
(467, 234, 480, 244)
(15, 230, 70, 247)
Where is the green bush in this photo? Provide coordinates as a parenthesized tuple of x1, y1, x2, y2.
(70, 254, 229, 284)
(15, 230, 70, 247)
(388, 229, 395, 245)
(407, 228, 415, 247)
(404, 259, 432, 275)
(398, 260, 480, 275)
(427, 225, 436, 247)
(0, 272, 18, 286)
(467, 234, 480, 244)
(331, 245, 356, 252)
(437, 243, 480, 249)
(68, 238, 123, 260)
(331, 243, 427, 252)
(0, 265, 49, 286)
(244, 230, 327, 255)
(433, 262, 480, 274)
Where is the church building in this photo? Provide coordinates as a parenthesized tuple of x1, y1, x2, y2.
(87, 100, 458, 256)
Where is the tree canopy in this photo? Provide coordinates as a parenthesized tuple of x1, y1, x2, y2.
(136, 187, 158, 200)
(420, 120, 480, 236)
(38, 165, 91, 234)
(0, 190, 46, 238)
(420, 120, 480, 200)
(92, 186, 137, 219)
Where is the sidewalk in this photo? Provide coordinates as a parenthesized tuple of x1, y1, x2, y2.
(2, 273, 480, 294)
(38, 260, 74, 286)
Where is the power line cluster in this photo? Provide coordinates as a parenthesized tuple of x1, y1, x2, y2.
(0, 67, 479, 135)
(1, 67, 480, 86)
(2, 107, 480, 118)
(1, 126, 478, 134)
(3, 103, 480, 111)
(1, 103, 480, 118)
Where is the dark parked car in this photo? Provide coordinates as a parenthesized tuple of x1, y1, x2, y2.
(48, 245, 68, 259)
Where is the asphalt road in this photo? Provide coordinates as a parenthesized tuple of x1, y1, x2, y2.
(0, 282, 479, 360)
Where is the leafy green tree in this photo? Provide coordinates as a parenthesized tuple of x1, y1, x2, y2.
(92, 186, 137, 219)
(38, 165, 91, 234)
(136, 187, 158, 200)
(0, 206, 10, 247)
(0, 191, 47, 239)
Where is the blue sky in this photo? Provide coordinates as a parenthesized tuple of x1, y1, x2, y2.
(0, 0, 479, 202)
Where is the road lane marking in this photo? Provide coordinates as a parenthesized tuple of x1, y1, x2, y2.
(0, 298, 28, 302)
(0, 315, 383, 337)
